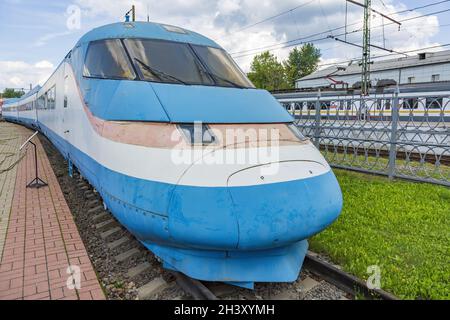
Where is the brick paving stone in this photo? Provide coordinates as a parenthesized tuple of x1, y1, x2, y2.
(0, 123, 105, 300)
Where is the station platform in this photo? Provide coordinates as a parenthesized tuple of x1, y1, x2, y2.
(0, 122, 105, 300)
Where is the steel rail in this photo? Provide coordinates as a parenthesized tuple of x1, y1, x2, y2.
(172, 272, 218, 300)
(304, 252, 398, 300)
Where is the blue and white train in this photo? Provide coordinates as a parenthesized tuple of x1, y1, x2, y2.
(2, 22, 343, 289)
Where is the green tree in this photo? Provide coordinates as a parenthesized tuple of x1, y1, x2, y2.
(283, 43, 321, 88)
(1, 88, 25, 99)
(247, 51, 289, 91)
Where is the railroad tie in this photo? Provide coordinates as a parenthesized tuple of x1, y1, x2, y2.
(270, 291, 295, 300)
(114, 247, 141, 263)
(269, 277, 320, 300)
(298, 277, 320, 293)
(87, 200, 100, 207)
(127, 261, 151, 278)
(84, 191, 94, 197)
(92, 211, 109, 222)
(95, 219, 116, 231)
(208, 284, 237, 298)
(100, 227, 121, 239)
(107, 236, 129, 250)
(87, 206, 103, 215)
(137, 277, 169, 300)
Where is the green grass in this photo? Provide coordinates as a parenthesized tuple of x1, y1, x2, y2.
(310, 169, 450, 300)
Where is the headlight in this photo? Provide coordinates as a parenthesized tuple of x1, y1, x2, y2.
(287, 123, 307, 141)
(178, 123, 217, 146)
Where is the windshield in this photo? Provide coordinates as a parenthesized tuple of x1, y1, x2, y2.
(82, 38, 255, 89)
(125, 39, 213, 85)
(191, 45, 254, 88)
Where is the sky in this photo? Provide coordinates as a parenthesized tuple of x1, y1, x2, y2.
(0, 0, 449, 91)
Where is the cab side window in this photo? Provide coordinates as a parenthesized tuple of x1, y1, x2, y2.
(83, 40, 136, 80)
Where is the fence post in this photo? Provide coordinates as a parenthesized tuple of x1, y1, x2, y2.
(388, 89, 400, 180)
(314, 89, 322, 148)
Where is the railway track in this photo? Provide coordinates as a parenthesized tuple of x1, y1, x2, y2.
(175, 252, 397, 301)
(319, 144, 450, 166)
(41, 134, 397, 301)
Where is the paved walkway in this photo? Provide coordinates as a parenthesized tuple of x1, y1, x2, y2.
(0, 122, 105, 300)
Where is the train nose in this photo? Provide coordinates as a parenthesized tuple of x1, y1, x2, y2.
(167, 158, 342, 251)
(228, 161, 343, 250)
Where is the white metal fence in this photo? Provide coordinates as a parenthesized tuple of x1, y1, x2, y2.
(277, 92, 450, 186)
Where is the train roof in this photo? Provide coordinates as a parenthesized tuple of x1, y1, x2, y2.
(75, 22, 221, 49)
(2, 98, 20, 106)
(2, 86, 41, 106)
(21, 85, 41, 99)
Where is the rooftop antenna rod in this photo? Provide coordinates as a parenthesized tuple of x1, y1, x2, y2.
(125, 5, 136, 22)
(147, 4, 150, 22)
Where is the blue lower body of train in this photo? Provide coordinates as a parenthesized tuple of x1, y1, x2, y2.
(4, 116, 342, 289)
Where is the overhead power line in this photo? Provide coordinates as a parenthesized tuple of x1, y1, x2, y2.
(215, 0, 316, 41)
(378, 0, 388, 10)
(394, 0, 450, 14)
(231, 7, 450, 58)
(231, 4, 449, 56)
(316, 43, 450, 69)
(228, 0, 449, 53)
(329, 35, 408, 56)
(347, 0, 401, 28)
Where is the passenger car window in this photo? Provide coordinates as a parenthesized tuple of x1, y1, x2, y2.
(402, 98, 419, 109)
(426, 97, 443, 109)
(84, 40, 135, 80)
(47, 86, 56, 109)
(37, 95, 45, 110)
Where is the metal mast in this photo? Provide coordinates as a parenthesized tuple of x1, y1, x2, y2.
(344, 0, 400, 96)
(361, 0, 371, 95)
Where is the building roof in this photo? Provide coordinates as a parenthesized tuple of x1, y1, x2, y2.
(297, 49, 450, 82)
(76, 22, 220, 49)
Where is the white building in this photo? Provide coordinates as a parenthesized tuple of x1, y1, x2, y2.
(296, 50, 450, 89)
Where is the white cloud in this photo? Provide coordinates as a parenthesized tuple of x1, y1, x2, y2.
(69, 0, 444, 73)
(0, 60, 53, 91)
(9, 76, 23, 87)
(2, 0, 445, 92)
(34, 60, 54, 69)
(217, 0, 242, 15)
(34, 31, 73, 47)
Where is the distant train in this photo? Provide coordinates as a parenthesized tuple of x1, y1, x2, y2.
(273, 82, 450, 121)
(2, 22, 342, 289)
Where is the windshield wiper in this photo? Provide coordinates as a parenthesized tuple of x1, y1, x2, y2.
(134, 58, 187, 85)
(201, 70, 246, 89)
